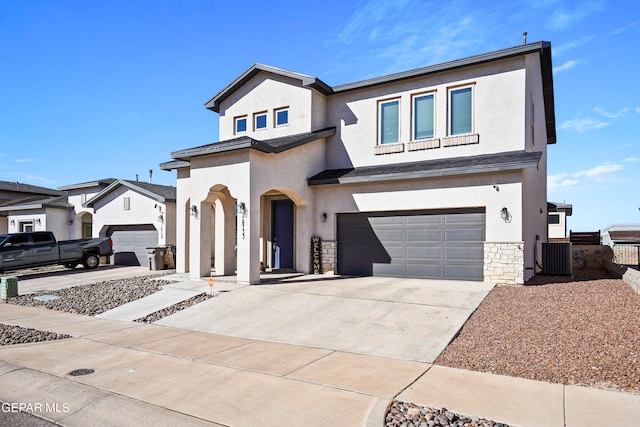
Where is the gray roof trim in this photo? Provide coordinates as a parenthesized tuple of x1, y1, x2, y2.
(307, 151, 542, 186)
(58, 179, 116, 191)
(0, 181, 61, 196)
(171, 127, 336, 161)
(0, 195, 73, 212)
(205, 64, 333, 113)
(84, 179, 176, 208)
(548, 201, 573, 216)
(160, 160, 191, 171)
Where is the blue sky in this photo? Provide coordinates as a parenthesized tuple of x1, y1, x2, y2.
(1, 0, 638, 231)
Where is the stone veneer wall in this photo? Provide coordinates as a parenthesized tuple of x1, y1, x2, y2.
(321, 240, 337, 274)
(484, 242, 524, 284)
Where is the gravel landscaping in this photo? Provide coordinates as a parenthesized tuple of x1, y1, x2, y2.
(436, 268, 640, 394)
(0, 324, 71, 346)
(386, 402, 510, 426)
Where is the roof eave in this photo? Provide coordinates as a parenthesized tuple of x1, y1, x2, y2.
(84, 180, 167, 208)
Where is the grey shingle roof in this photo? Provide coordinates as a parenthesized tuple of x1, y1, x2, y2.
(58, 178, 116, 191)
(165, 127, 336, 166)
(0, 195, 73, 212)
(0, 181, 61, 196)
(307, 151, 542, 186)
(83, 179, 176, 208)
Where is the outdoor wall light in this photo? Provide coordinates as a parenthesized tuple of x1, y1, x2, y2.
(10, 219, 15, 226)
(500, 207, 511, 223)
(35, 219, 41, 225)
(321, 212, 327, 222)
(157, 214, 164, 223)
(236, 202, 247, 217)
(190, 205, 198, 217)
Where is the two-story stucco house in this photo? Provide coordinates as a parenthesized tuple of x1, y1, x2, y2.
(161, 41, 555, 285)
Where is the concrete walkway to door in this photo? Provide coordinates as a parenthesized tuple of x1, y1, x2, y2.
(158, 275, 495, 363)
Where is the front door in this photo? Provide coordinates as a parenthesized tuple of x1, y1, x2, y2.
(272, 200, 294, 269)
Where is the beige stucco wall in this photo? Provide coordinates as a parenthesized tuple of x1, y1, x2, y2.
(91, 186, 170, 246)
(5, 209, 71, 239)
(520, 52, 550, 280)
(325, 56, 527, 170)
(219, 73, 317, 141)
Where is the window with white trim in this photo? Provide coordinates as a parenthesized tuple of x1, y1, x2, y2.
(379, 99, 400, 145)
(412, 93, 435, 140)
(254, 112, 267, 130)
(275, 107, 289, 127)
(449, 86, 473, 135)
(234, 116, 247, 134)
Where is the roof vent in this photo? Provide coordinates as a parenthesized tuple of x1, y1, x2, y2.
(523, 32, 528, 44)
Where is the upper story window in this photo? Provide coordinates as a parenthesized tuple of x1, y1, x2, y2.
(449, 86, 473, 135)
(413, 93, 435, 140)
(379, 99, 400, 145)
(275, 107, 289, 127)
(235, 116, 247, 134)
(254, 112, 267, 130)
(548, 213, 561, 225)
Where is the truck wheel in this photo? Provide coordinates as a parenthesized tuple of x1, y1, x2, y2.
(82, 254, 100, 270)
(64, 262, 79, 269)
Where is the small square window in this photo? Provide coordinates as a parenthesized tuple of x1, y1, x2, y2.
(379, 99, 400, 145)
(254, 112, 267, 130)
(235, 116, 247, 134)
(275, 108, 289, 126)
(548, 213, 561, 225)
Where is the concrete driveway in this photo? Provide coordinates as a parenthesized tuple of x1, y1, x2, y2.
(158, 276, 495, 363)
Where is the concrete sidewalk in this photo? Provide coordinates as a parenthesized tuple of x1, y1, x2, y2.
(97, 288, 203, 321)
(1, 304, 640, 426)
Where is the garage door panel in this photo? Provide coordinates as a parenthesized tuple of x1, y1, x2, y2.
(407, 229, 443, 242)
(108, 225, 158, 266)
(337, 209, 485, 280)
(445, 227, 485, 241)
(406, 263, 444, 278)
(445, 264, 484, 280)
(407, 246, 442, 260)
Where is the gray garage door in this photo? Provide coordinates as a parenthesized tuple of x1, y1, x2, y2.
(107, 225, 158, 266)
(337, 209, 485, 280)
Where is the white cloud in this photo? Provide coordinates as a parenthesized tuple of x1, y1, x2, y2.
(548, 173, 579, 191)
(624, 157, 640, 162)
(574, 164, 624, 177)
(553, 36, 594, 56)
(593, 107, 631, 119)
(553, 59, 581, 73)
(15, 159, 40, 163)
(609, 19, 640, 36)
(636, 108, 640, 114)
(546, 0, 606, 30)
(559, 117, 610, 132)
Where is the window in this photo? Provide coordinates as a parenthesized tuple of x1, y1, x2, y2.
(413, 94, 435, 140)
(234, 116, 247, 134)
(548, 213, 561, 225)
(254, 112, 267, 130)
(5, 234, 29, 247)
(275, 108, 289, 127)
(379, 99, 400, 145)
(124, 197, 130, 211)
(19, 222, 33, 233)
(450, 86, 473, 135)
(83, 223, 92, 239)
(32, 233, 53, 245)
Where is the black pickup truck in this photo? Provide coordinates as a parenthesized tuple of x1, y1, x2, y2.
(0, 231, 113, 273)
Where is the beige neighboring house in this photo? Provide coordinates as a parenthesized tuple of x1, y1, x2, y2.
(161, 41, 556, 285)
(547, 202, 572, 242)
(0, 181, 66, 235)
(81, 179, 177, 266)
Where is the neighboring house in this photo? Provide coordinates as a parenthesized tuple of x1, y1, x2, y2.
(602, 224, 640, 266)
(0, 181, 63, 234)
(548, 201, 572, 242)
(58, 179, 117, 239)
(161, 41, 555, 285)
(83, 179, 176, 266)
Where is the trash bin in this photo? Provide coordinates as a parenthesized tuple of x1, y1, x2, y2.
(146, 247, 167, 270)
(1, 276, 18, 299)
